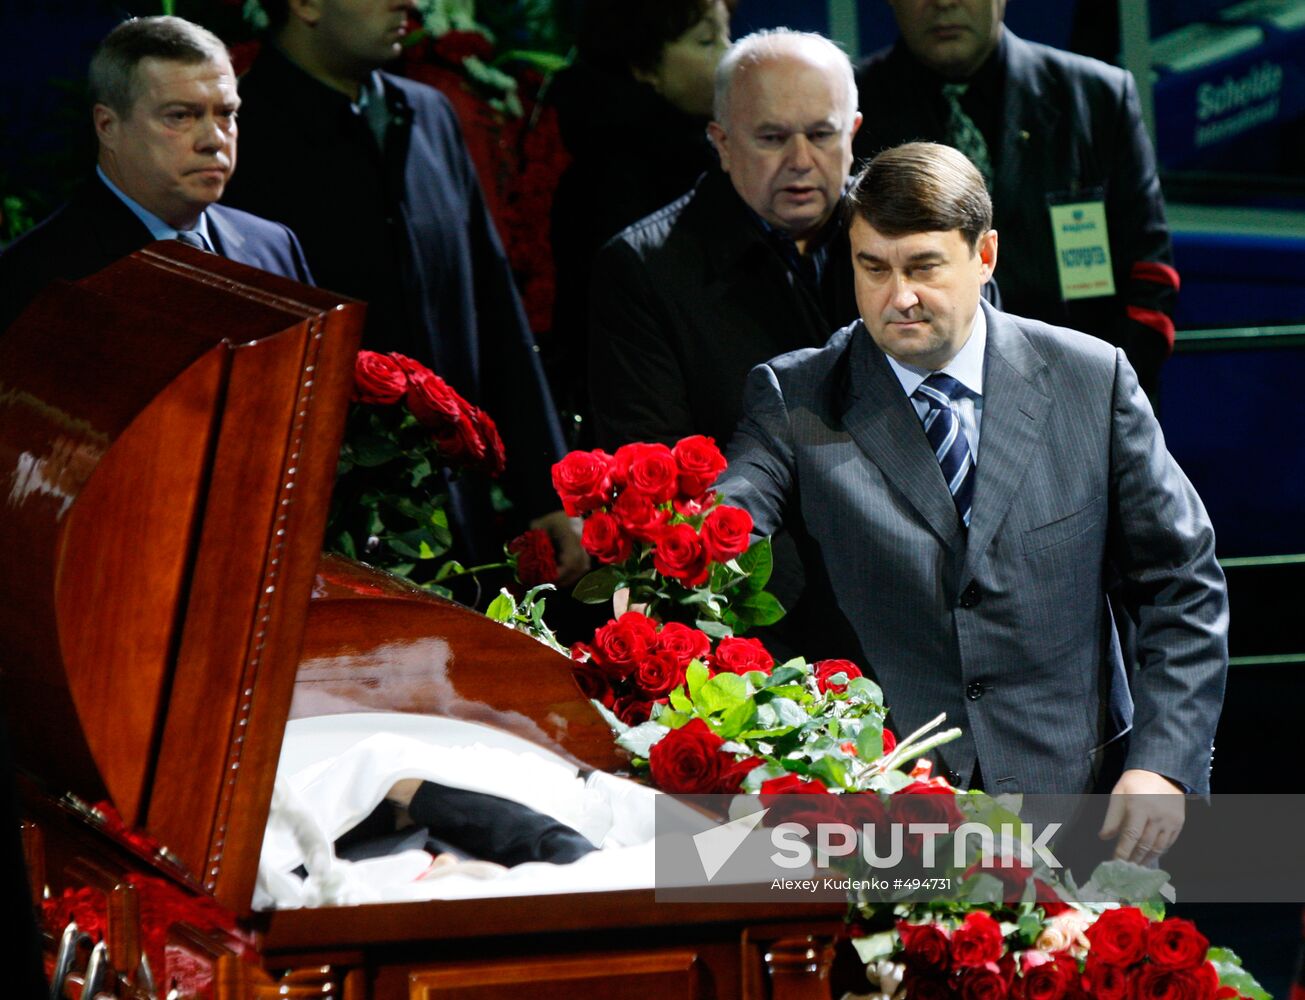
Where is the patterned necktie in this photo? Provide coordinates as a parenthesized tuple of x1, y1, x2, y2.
(913, 372, 976, 528)
(941, 83, 993, 190)
(174, 229, 209, 252)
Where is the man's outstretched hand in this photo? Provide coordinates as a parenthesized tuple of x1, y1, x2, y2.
(1100, 768, 1186, 864)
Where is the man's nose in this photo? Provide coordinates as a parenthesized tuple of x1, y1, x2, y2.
(889, 274, 920, 312)
(194, 115, 228, 151)
(787, 134, 815, 171)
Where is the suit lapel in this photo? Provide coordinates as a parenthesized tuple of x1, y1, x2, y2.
(205, 206, 249, 265)
(842, 327, 966, 552)
(961, 302, 1050, 581)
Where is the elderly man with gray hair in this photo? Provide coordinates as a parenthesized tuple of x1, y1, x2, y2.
(0, 15, 312, 333)
(586, 29, 870, 663)
(587, 28, 863, 453)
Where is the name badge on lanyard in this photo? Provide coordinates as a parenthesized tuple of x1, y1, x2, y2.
(1048, 193, 1115, 301)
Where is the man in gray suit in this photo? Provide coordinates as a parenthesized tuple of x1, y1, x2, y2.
(720, 142, 1227, 861)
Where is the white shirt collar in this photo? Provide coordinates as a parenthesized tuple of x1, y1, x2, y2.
(884, 302, 987, 399)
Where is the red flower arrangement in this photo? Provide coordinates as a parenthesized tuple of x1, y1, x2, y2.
(324, 350, 513, 597)
(860, 906, 1266, 1000)
(554, 435, 780, 635)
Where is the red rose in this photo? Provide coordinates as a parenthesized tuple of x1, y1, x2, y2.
(572, 662, 614, 708)
(581, 512, 633, 564)
(655, 622, 712, 667)
(653, 523, 710, 587)
(1147, 919, 1209, 971)
(612, 489, 670, 543)
(632, 649, 687, 699)
(611, 442, 678, 504)
(405, 368, 462, 427)
(467, 404, 505, 476)
(1036, 880, 1072, 917)
(589, 612, 657, 676)
(710, 636, 774, 676)
(891, 781, 965, 854)
(352, 350, 408, 404)
(1022, 955, 1078, 1000)
(961, 966, 1011, 1000)
(904, 971, 953, 1000)
(1086, 907, 1150, 967)
(717, 755, 765, 793)
(700, 505, 753, 563)
(1084, 961, 1132, 1000)
(551, 450, 613, 515)
(814, 658, 863, 694)
(612, 692, 654, 726)
(1135, 965, 1218, 1000)
(951, 912, 1005, 968)
(672, 435, 728, 498)
(898, 921, 952, 973)
(882, 728, 898, 754)
(1196, 963, 1221, 1000)
(648, 718, 726, 793)
(433, 404, 487, 465)
(760, 773, 830, 795)
(508, 529, 557, 586)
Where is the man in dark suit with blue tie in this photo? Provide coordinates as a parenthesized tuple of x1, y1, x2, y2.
(0, 16, 313, 333)
(720, 142, 1227, 862)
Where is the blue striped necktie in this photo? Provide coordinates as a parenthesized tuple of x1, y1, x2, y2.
(913, 373, 976, 527)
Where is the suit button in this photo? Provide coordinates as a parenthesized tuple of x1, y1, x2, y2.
(945, 769, 962, 785)
(959, 582, 981, 608)
(966, 681, 986, 700)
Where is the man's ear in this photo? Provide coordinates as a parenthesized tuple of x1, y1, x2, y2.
(707, 120, 730, 172)
(977, 229, 998, 281)
(93, 103, 119, 150)
(286, 0, 324, 27)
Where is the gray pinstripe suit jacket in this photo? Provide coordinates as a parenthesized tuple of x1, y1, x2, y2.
(721, 300, 1228, 794)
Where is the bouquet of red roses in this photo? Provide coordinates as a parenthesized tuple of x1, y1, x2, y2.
(553, 436, 961, 794)
(553, 435, 783, 636)
(325, 350, 510, 596)
(857, 903, 1267, 1000)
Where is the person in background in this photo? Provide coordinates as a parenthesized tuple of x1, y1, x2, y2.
(0, 16, 312, 334)
(853, 0, 1177, 394)
(587, 28, 862, 451)
(548, 0, 732, 447)
(224, 0, 585, 584)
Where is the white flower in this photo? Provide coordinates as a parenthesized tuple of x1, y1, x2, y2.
(1036, 909, 1093, 957)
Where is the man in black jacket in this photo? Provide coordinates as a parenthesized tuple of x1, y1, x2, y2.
(854, 0, 1177, 393)
(224, 0, 584, 578)
(0, 16, 313, 334)
(588, 28, 864, 451)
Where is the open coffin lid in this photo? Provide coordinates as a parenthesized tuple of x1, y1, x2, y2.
(0, 240, 374, 913)
(1, 244, 847, 997)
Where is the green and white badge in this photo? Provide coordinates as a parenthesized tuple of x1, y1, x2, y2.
(1048, 198, 1115, 301)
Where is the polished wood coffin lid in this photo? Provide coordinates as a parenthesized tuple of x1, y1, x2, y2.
(0, 242, 364, 913)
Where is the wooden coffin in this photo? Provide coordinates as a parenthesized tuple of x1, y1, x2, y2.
(0, 244, 850, 1000)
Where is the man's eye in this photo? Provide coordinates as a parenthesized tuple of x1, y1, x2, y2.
(808, 129, 836, 144)
(165, 111, 193, 125)
(757, 133, 785, 147)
